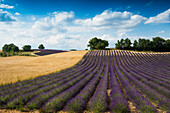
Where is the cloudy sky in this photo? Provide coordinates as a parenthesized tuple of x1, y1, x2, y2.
(0, 0, 170, 50)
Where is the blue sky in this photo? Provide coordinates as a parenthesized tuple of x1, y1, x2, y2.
(0, 0, 170, 50)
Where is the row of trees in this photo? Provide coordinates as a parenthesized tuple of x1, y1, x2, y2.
(22, 44, 45, 51)
(2, 44, 45, 52)
(115, 37, 170, 52)
(1, 44, 45, 57)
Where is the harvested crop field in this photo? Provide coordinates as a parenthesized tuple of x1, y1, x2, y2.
(0, 51, 87, 84)
(0, 50, 169, 113)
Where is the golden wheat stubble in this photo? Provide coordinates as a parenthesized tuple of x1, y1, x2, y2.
(0, 51, 88, 84)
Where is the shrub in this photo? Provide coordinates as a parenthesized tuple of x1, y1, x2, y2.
(22, 45, 31, 51)
(70, 49, 77, 51)
(38, 44, 45, 49)
(2, 43, 19, 53)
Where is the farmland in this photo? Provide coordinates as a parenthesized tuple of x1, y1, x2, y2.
(0, 51, 87, 85)
(32, 49, 68, 56)
(0, 50, 169, 113)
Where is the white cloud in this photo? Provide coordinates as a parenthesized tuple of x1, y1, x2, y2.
(41, 34, 85, 49)
(0, 4, 14, 9)
(0, 9, 16, 22)
(32, 11, 74, 32)
(15, 12, 20, 15)
(100, 34, 120, 42)
(116, 29, 132, 37)
(3, 9, 170, 50)
(75, 9, 147, 30)
(157, 30, 165, 34)
(145, 9, 170, 24)
(0, 11, 87, 50)
(0, 10, 148, 50)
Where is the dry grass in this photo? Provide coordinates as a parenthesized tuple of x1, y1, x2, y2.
(0, 51, 87, 85)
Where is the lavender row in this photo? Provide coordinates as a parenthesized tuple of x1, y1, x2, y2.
(63, 52, 104, 112)
(120, 51, 168, 82)
(109, 53, 130, 113)
(117, 51, 170, 98)
(113, 52, 156, 113)
(23, 51, 102, 110)
(128, 51, 169, 71)
(1, 61, 91, 108)
(88, 59, 109, 112)
(130, 58, 170, 79)
(0, 51, 93, 92)
(3, 51, 99, 109)
(0, 51, 98, 108)
(129, 52, 170, 79)
(121, 52, 170, 89)
(0, 51, 96, 102)
(114, 51, 170, 112)
(141, 52, 170, 67)
(40, 53, 102, 112)
(123, 51, 170, 79)
(130, 52, 170, 77)
(121, 51, 170, 85)
(119, 51, 170, 83)
(0, 51, 95, 96)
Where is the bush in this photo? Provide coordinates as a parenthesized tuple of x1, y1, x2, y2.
(38, 44, 45, 49)
(70, 49, 77, 51)
(2, 43, 19, 53)
(22, 45, 31, 51)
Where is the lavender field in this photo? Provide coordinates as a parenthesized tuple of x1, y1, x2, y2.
(0, 50, 169, 113)
(32, 49, 67, 56)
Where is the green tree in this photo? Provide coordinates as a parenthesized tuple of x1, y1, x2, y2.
(38, 44, 45, 49)
(2, 44, 8, 52)
(124, 38, 132, 50)
(22, 45, 31, 51)
(151, 37, 165, 52)
(115, 38, 132, 50)
(133, 40, 138, 50)
(2, 43, 19, 52)
(120, 39, 125, 49)
(137, 38, 151, 51)
(88, 37, 109, 50)
(164, 39, 170, 52)
(70, 49, 77, 51)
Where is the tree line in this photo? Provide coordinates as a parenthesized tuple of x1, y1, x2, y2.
(0, 44, 45, 57)
(115, 37, 170, 52)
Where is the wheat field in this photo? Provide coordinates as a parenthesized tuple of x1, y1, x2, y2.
(0, 51, 87, 85)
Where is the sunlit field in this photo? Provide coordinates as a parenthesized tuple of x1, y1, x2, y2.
(0, 50, 169, 113)
(0, 51, 87, 85)
(0, 0, 169, 112)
